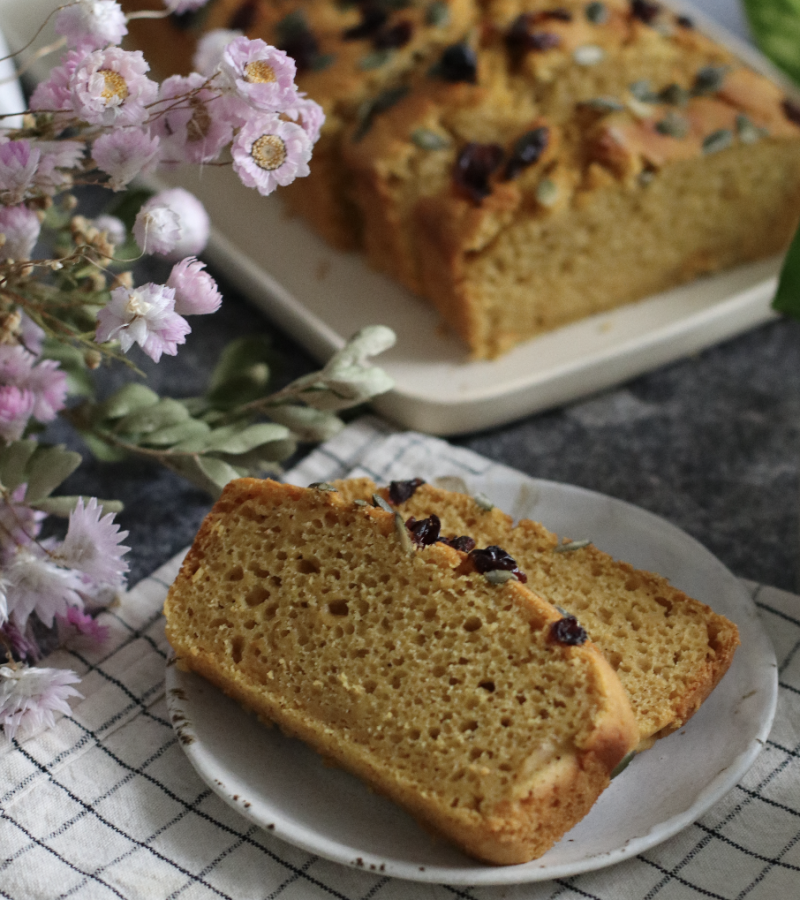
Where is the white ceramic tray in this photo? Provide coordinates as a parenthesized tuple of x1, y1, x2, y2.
(0, 0, 794, 435)
(164, 465, 777, 886)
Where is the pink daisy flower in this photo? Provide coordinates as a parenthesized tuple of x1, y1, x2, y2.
(0, 204, 41, 261)
(0, 664, 82, 741)
(154, 73, 235, 165)
(220, 37, 299, 112)
(70, 47, 158, 127)
(95, 283, 191, 362)
(284, 93, 325, 144)
(29, 50, 85, 120)
(232, 114, 311, 196)
(55, 0, 128, 52)
(92, 127, 160, 191)
(193, 28, 241, 77)
(167, 257, 222, 315)
(0, 141, 41, 205)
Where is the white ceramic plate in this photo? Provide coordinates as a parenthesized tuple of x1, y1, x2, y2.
(164, 470, 777, 886)
(0, 0, 795, 435)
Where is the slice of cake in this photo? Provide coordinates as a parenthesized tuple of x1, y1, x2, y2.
(334, 477, 740, 749)
(164, 478, 639, 864)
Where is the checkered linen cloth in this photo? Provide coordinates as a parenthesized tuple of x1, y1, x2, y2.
(2, 418, 798, 900)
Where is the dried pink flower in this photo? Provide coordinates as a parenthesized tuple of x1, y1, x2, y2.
(141, 188, 209, 261)
(29, 50, 85, 121)
(92, 214, 126, 247)
(0, 204, 42, 261)
(3, 547, 84, 629)
(0, 345, 68, 424)
(133, 202, 181, 256)
(0, 485, 46, 564)
(168, 257, 222, 315)
(220, 37, 298, 112)
(70, 47, 158, 127)
(0, 664, 82, 741)
(0, 141, 41, 205)
(0, 386, 35, 442)
(33, 140, 85, 195)
(95, 283, 191, 362)
(232, 114, 311, 196)
(154, 73, 235, 164)
(164, 0, 212, 15)
(57, 606, 110, 644)
(92, 127, 161, 191)
(284, 93, 325, 144)
(55, 0, 128, 52)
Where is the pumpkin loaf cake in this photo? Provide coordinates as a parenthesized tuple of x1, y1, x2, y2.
(164, 478, 639, 864)
(333, 476, 740, 749)
(129, 0, 800, 356)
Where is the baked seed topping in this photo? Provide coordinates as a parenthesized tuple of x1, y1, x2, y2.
(655, 111, 689, 139)
(454, 142, 504, 204)
(308, 482, 338, 492)
(573, 45, 605, 66)
(504, 127, 549, 180)
(353, 499, 368, 507)
(360, 49, 392, 69)
(426, 1, 450, 27)
(372, 493, 394, 513)
(611, 751, 635, 778)
(536, 177, 559, 207)
(554, 538, 591, 553)
(702, 129, 733, 154)
(353, 85, 410, 140)
(388, 477, 425, 504)
(469, 545, 527, 583)
(692, 66, 727, 96)
(411, 128, 449, 150)
(405, 514, 441, 546)
(585, 2, 608, 24)
(484, 570, 518, 585)
(473, 492, 495, 511)
(550, 615, 589, 645)
(736, 114, 762, 144)
(659, 83, 689, 107)
(580, 97, 625, 113)
(394, 511, 415, 555)
(676, 14, 694, 29)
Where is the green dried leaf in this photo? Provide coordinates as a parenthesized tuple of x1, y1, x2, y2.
(266, 405, 344, 442)
(116, 399, 190, 436)
(0, 440, 37, 491)
(773, 222, 800, 319)
(24, 446, 83, 501)
(208, 336, 274, 394)
(31, 495, 123, 516)
(212, 438, 296, 469)
(80, 431, 129, 462)
(743, 0, 800, 84)
(97, 383, 159, 421)
(203, 423, 291, 455)
(142, 418, 211, 447)
(196, 456, 245, 491)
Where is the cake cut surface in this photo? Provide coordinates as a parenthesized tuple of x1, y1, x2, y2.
(334, 477, 740, 748)
(164, 478, 639, 864)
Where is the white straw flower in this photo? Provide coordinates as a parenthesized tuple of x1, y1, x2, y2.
(55, 0, 128, 52)
(0, 665, 82, 741)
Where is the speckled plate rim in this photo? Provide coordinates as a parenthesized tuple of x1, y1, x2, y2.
(164, 473, 777, 886)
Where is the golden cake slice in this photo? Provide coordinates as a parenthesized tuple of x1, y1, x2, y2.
(164, 478, 639, 864)
(334, 476, 740, 749)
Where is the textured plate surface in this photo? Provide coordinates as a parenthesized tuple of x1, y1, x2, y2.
(165, 470, 777, 886)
